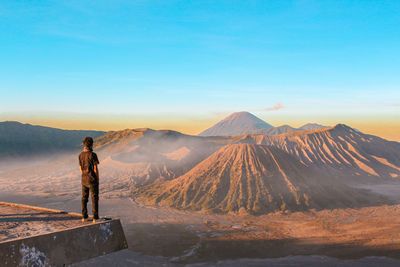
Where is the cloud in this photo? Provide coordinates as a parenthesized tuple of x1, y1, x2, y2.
(264, 102, 284, 111)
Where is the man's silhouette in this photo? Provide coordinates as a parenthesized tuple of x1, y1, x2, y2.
(79, 136, 100, 222)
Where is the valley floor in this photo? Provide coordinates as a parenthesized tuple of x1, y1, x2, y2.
(1, 187, 400, 265)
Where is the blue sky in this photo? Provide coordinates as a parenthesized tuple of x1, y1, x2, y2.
(0, 1, 399, 137)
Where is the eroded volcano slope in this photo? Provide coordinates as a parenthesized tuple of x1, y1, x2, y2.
(135, 144, 390, 214)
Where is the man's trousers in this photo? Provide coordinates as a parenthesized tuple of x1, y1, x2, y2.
(81, 183, 99, 219)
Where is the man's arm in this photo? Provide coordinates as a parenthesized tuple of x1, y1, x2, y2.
(79, 155, 83, 173)
(94, 164, 99, 182)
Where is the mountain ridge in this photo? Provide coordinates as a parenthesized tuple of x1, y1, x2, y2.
(0, 121, 106, 159)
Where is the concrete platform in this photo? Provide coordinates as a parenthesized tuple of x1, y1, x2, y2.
(0, 202, 128, 266)
(0, 201, 85, 242)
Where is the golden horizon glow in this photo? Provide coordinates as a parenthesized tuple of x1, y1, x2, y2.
(2, 114, 399, 142)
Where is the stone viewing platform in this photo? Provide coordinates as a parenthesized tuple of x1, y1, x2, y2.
(0, 201, 128, 266)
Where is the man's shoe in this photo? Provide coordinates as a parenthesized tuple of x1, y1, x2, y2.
(81, 216, 89, 222)
(92, 217, 99, 223)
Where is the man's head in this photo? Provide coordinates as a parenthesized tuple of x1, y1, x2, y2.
(83, 136, 94, 150)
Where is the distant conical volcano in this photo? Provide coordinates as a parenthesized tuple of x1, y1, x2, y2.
(135, 144, 389, 214)
(198, 111, 273, 136)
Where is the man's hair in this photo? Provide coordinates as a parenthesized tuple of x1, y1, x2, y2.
(82, 136, 94, 149)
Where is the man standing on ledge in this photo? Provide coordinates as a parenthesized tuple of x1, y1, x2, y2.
(79, 136, 100, 222)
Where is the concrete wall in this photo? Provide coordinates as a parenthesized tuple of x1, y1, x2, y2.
(0, 219, 128, 267)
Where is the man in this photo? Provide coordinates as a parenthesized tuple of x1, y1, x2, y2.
(79, 136, 100, 222)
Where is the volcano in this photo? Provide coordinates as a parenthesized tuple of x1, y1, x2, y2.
(240, 124, 400, 181)
(135, 144, 389, 214)
(198, 112, 273, 136)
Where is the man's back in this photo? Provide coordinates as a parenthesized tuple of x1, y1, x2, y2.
(79, 151, 99, 185)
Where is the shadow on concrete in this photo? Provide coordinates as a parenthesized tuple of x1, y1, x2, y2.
(0, 216, 80, 222)
(0, 212, 53, 217)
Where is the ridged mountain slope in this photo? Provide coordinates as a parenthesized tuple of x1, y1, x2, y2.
(135, 144, 389, 214)
(239, 124, 400, 180)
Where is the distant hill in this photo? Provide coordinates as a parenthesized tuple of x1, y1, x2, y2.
(251, 123, 327, 135)
(135, 144, 390, 214)
(198, 112, 273, 136)
(251, 125, 298, 135)
(0, 121, 105, 159)
(250, 123, 328, 135)
(299, 123, 327, 130)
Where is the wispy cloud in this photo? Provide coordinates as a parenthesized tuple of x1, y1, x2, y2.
(265, 102, 284, 111)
